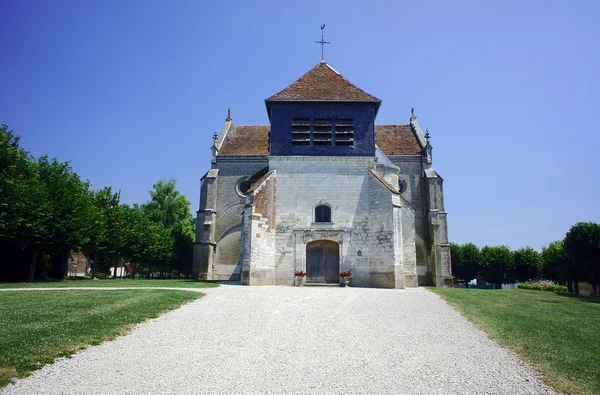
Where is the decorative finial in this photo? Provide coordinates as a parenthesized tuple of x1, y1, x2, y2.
(410, 107, 416, 120)
(425, 128, 430, 142)
(315, 24, 330, 62)
(213, 131, 218, 144)
(226, 108, 231, 122)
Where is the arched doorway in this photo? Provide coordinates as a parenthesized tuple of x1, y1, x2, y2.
(306, 240, 339, 284)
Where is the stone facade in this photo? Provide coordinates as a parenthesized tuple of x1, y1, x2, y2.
(193, 62, 452, 288)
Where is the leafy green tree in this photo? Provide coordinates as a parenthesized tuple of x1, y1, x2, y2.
(145, 223, 173, 278)
(564, 222, 600, 295)
(142, 178, 191, 228)
(1, 126, 43, 280)
(121, 204, 172, 278)
(450, 242, 480, 287)
(87, 187, 126, 278)
(480, 245, 513, 289)
(513, 247, 542, 282)
(142, 178, 193, 276)
(171, 218, 195, 275)
(0, 124, 30, 242)
(1, 124, 196, 281)
(541, 241, 573, 290)
(35, 156, 98, 278)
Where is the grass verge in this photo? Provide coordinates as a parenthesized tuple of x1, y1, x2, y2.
(0, 289, 202, 387)
(0, 278, 220, 289)
(429, 288, 600, 395)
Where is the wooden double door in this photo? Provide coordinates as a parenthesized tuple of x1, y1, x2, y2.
(306, 240, 339, 284)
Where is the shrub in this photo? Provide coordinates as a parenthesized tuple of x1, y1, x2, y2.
(517, 283, 568, 293)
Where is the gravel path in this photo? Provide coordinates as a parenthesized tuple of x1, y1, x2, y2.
(1, 285, 556, 394)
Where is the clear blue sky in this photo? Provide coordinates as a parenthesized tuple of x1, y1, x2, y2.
(1, 0, 598, 251)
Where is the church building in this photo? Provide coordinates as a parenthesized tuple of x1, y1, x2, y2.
(192, 60, 452, 288)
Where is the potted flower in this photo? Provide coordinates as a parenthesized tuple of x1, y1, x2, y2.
(339, 270, 352, 287)
(294, 271, 306, 286)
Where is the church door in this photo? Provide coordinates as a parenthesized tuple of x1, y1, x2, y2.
(306, 240, 339, 284)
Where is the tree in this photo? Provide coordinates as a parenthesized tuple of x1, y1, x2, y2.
(513, 247, 541, 283)
(480, 245, 513, 289)
(0, 124, 31, 243)
(0, 125, 56, 281)
(171, 218, 195, 275)
(541, 241, 574, 290)
(1, 124, 195, 281)
(35, 156, 98, 278)
(142, 178, 193, 276)
(142, 178, 191, 228)
(87, 187, 127, 278)
(450, 242, 480, 287)
(120, 204, 171, 278)
(564, 222, 600, 295)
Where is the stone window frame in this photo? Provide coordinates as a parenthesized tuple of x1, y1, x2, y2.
(313, 204, 332, 223)
(235, 177, 250, 198)
(398, 179, 407, 194)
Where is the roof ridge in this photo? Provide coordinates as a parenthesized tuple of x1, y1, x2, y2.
(230, 124, 270, 127)
(323, 63, 376, 101)
(266, 62, 380, 102)
(231, 123, 411, 127)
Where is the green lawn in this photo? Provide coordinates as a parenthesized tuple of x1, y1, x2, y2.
(0, 289, 203, 387)
(430, 288, 600, 395)
(0, 278, 220, 289)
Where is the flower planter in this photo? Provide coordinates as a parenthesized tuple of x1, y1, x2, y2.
(294, 276, 306, 287)
(339, 271, 352, 287)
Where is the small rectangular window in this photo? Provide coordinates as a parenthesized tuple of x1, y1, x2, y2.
(315, 205, 331, 222)
(292, 118, 311, 146)
(334, 118, 354, 146)
(313, 118, 332, 146)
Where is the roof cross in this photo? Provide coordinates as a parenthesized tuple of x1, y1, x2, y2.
(314, 24, 330, 62)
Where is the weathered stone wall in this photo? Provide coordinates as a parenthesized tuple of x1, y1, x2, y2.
(426, 174, 453, 286)
(390, 156, 424, 211)
(390, 155, 430, 284)
(193, 158, 267, 280)
(192, 169, 218, 279)
(361, 171, 399, 288)
(241, 171, 276, 285)
(269, 156, 372, 285)
(196, 140, 449, 288)
(399, 198, 418, 287)
(263, 156, 406, 288)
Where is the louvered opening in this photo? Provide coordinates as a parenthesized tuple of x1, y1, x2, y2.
(291, 118, 311, 146)
(313, 118, 332, 146)
(335, 118, 353, 146)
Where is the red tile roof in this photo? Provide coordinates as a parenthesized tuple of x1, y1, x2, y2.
(375, 124, 422, 155)
(218, 125, 270, 156)
(217, 124, 421, 157)
(266, 62, 381, 102)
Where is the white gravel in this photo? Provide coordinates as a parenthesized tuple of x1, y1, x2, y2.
(1, 285, 556, 394)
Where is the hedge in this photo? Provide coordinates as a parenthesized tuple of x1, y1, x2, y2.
(517, 283, 568, 293)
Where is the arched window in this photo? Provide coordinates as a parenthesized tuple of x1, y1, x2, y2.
(314, 205, 331, 223)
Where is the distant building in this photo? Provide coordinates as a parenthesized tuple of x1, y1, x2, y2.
(67, 251, 88, 278)
(193, 61, 452, 288)
(109, 265, 128, 278)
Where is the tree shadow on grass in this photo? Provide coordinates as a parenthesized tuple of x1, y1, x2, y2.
(555, 292, 600, 304)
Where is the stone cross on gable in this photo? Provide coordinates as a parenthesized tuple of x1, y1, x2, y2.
(315, 24, 330, 62)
